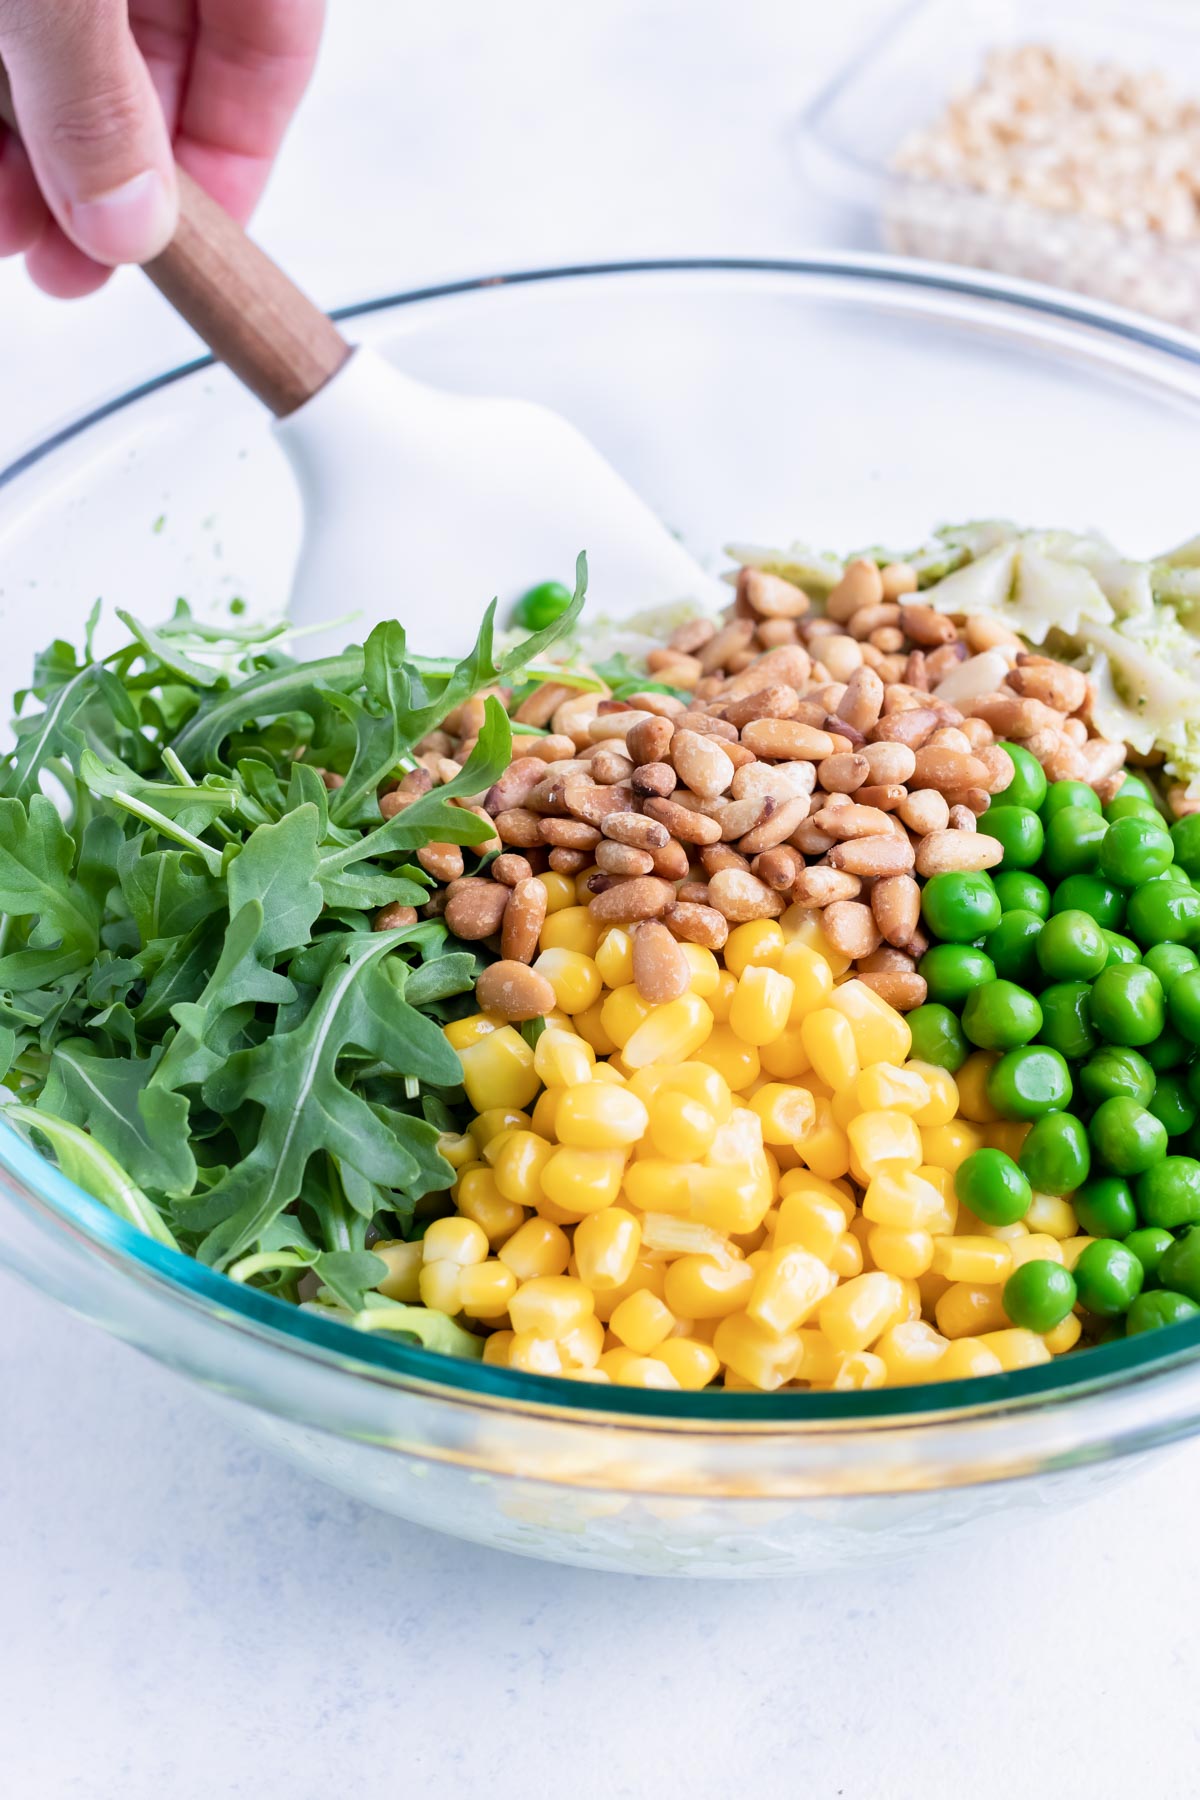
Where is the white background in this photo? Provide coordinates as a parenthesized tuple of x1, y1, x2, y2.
(3, 3, 1200, 1796)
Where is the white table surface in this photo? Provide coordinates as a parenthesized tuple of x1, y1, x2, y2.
(3, 4, 1200, 1795)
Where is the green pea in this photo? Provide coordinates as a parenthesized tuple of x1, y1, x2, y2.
(1115, 772, 1154, 803)
(918, 944, 996, 1009)
(1127, 1290, 1200, 1333)
(1088, 963, 1165, 1046)
(992, 871, 1051, 919)
(961, 980, 1043, 1051)
(1170, 813, 1200, 879)
(1137, 1157, 1200, 1229)
(1125, 1226, 1175, 1281)
(1078, 1045, 1155, 1108)
(1089, 1096, 1168, 1176)
(983, 910, 1044, 986)
(1104, 796, 1163, 824)
(1097, 815, 1174, 887)
(1073, 1176, 1138, 1240)
(986, 1045, 1073, 1120)
(1018, 1111, 1090, 1196)
(1101, 931, 1141, 968)
(1043, 808, 1108, 879)
(1002, 1260, 1077, 1333)
(1073, 1238, 1144, 1317)
(1187, 1062, 1200, 1108)
(1035, 908, 1107, 982)
(921, 871, 1002, 944)
(1042, 779, 1103, 821)
(986, 805, 1045, 871)
(1050, 874, 1126, 930)
(1157, 1226, 1200, 1302)
(1145, 1025, 1191, 1073)
(512, 579, 573, 631)
(1168, 967, 1200, 1046)
(905, 1003, 968, 1073)
(955, 1147, 1032, 1226)
(1126, 881, 1200, 948)
(994, 742, 1048, 812)
(1152, 864, 1195, 888)
(1036, 981, 1095, 1060)
(1143, 943, 1199, 992)
(1149, 1073, 1198, 1138)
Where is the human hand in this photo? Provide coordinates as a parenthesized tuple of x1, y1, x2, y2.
(0, 1, 325, 297)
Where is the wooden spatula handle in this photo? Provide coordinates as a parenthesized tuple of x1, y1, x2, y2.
(0, 68, 350, 417)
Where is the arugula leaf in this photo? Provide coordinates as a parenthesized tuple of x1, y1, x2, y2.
(2, 1103, 179, 1247)
(0, 796, 99, 989)
(38, 1039, 196, 1197)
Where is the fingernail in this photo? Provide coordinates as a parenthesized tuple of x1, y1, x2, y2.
(68, 169, 176, 266)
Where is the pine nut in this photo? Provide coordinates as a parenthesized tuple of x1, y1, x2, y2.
(836, 666, 885, 734)
(706, 868, 785, 921)
(500, 877, 549, 962)
(861, 741, 917, 784)
(602, 811, 671, 850)
(819, 752, 871, 793)
(741, 719, 835, 761)
(484, 757, 549, 816)
(668, 617, 716, 655)
(476, 960, 557, 1021)
(828, 834, 917, 877)
(649, 838, 691, 882)
(859, 970, 927, 1011)
(826, 558, 884, 622)
(871, 874, 922, 948)
(632, 919, 692, 1003)
(721, 685, 801, 729)
(491, 854, 534, 886)
(595, 840, 655, 877)
(1009, 659, 1089, 715)
(664, 901, 729, 949)
(671, 729, 735, 800)
(540, 817, 602, 850)
(790, 865, 863, 906)
(752, 845, 804, 890)
(737, 795, 811, 853)
(642, 797, 724, 845)
(880, 562, 919, 601)
(495, 808, 544, 848)
(823, 900, 882, 960)
(898, 788, 950, 834)
(373, 903, 418, 931)
(627, 716, 675, 765)
(445, 880, 510, 940)
(631, 761, 678, 798)
(737, 567, 810, 619)
(911, 747, 991, 792)
(587, 876, 677, 923)
(914, 831, 1004, 876)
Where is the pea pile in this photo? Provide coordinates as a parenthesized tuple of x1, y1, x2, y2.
(905, 747, 1200, 1341)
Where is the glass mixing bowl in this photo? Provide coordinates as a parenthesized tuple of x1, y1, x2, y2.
(5, 256, 1200, 1578)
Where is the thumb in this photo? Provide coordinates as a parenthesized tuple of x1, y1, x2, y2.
(1, 0, 177, 265)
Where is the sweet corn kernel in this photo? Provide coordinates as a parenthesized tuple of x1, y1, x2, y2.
(498, 1216, 571, 1280)
(750, 1081, 817, 1147)
(935, 1281, 1010, 1339)
(459, 1027, 540, 1112)
(706, 969, 738, 1023)
(712, 1311, 804, 1390)
(601, 983, 654, 1048)
(831, 1350, 887, 1390)
(931, 1235, 1013, 1284)
(757, 1025, 811, 1079)
(595, 926, 635, 988)
(422, 1217, 489, 1267)
(482, 1329, 514, 1365)
(591, 1061, 627, 1086)
(436, 1131, 476, 1170)
(729, 966, 796, 1047)
(574, 1208, 642, 1290)
(540, 1145, 626, 1214)
(978, 1328, 1052, 1371)
(1025, 1193, 1078, 1239)
(509, 1332, 564, 1375)
(921, 1119, 985, 1173)
(818, 1271, 907, 1352)
(651, 1336, 721, 1389)
(780, 904, 852, 975)
(623, 1158, 690, 1214)
(540, 904, 602, 956)
(801, 1008, 860, 1089)
(936, 1336, 1004, 1379)
(778, 1168, 854, 1216)
(746, 1244, 836, 1333)
(688, 1164, 775, 1237)
(696, 1024, 760, 1090)
(444, 1013, 499, 1051)
(1060, 1235, 1095, 1271)
(455, 1166, 526, 1245)
(459, 1259, 519, 1319)
(663, 1253, 755, 1319)
(724, 919, 785, 976)
(876, 1319, 949, 1383)
(573, 999, 618, 1056)
(622, 992, 714, 1069)
(659, 1063, 734, 1119)
(829, 1085, 860, 1131)
(573, 869, 599, 904)
(776, 940, 835, 1017)
(855, 1063, 931, 1116)
(536, 871, 577, 913)
(862, 1169, 944, 1229)
(610, 1287, 676, 1353)
(418, 1260, 463, 1313)
(554, 1083, 649, 1148)
(470, 1107, 533, 1149)
(678, 942, 721, 996)
(907, 1062, 960, 1127)
(917, 1268, 952, 1314)
(1009, 1232, 1065, 1270)
(985, 1120, 1032, 1159)
(829, 979, 912, 1066)
(592, 1256, 668, 1321)
(533, 947, 603, 1014)
(372, 1239, 423, 1302)
(492, 1131, 556, 1206)
(794, 1328, 841, 1383)
(955, 1050, 1002, 1123)
(848, 1110, 924, 1178)
(798, 1099, 852, 1181)
(1044, 1312, 1083, 1355)
(509, 1275, 595, 1338)
(867, 1225, 935, 1279)
(530, 1088, 562, 1141)
(534, 1029, 595, 1089)
(775, 1190, 847, 1262)
(558, 1314, 605, 1369)
(647, 1088, 718, 1160)
(830, 1233, 865, 1278)
(918, 1165, 958, 1235)
(599, 1349, 681, 1388)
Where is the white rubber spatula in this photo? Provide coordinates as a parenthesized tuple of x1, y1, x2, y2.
(0, 81, 719, 652)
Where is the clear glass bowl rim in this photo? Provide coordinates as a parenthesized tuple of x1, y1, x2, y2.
(5, 249, 1200, 1430)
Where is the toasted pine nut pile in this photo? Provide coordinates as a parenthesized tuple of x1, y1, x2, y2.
(375, 554, 1126, 1017)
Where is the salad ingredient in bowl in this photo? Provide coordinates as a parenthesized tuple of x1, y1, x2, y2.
(6, 514, 1200, 1395)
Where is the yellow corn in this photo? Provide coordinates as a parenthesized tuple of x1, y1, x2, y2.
(422, 1216, 489, 1266)
(459, 1259, 519, 1319)
(554, 1084, 650, 1148)
(533, 947, 604, 1013)
(663, 1253, 756, 1319)
(918, 1165, 958, 1235)
(862, 1169, 944, 1229)
(776, 940, 834, 1016)
(875, 1319, 948, 1383)
(985, 1120, 1032, 1159)
(848, 1109, 924, 1178)
(746, 1244, 836, 1333)
(729, 966, 796, 1047)
(470, 1107, 533, 1149)
(458, 1026, 540, 1112)
(934, 1281, 1010, 1339)
(534, 1029, 595, 1089)
(592, 1257, 668, 1322)
(800, 1008, 860, 1089)
(930, 1235, 1013, 1284)
(678, 942, 721, 996)
(828, 979, 911, 1065)
(724, 918, 785, 976)
(540, 903, 602, 956)
(530, 1088, 561, 1141)
(830, 1233, 864, 1278)
(798, 1099, 852, 1181)
(436, 1131, 476, 1171)
(647, 1088, 718, 1160)
(509, 1332, 564, 1375)
(1025, 1193, 1078, 1238)
(907, 1062, 960, 1127)
(418, 1260, 463, 1314)
(444, 1013, 499, 1051)
(867, 1225, 935, 1278)
(622, 992, 714, 1069)
(651, 1336, 721, 1390)
(757, 1025, 811, 1079)
(978, 1328, 1052, 1371)
(594, 926, 635, 988)
(1060, 1235, 1095, 1271)
(1008, 1232, 1065, 1270)
(573, 999, 618, 1056)
(482, 1329, 514, 1366)
(455, 1166, 525, 1246)
(750, 1081, 817, 1147)
(818, 1271, 907, 1352)
(372, 1239, 423, 1303)
(540, 1145, 626, 1215)
(570, 1208, 639, 1290)
(600, 983, 654, 1048)
(598, 1348, 681, 1389)
(498, 1216, 571, 1280)
(780, 904, 852, 975)
(696, 1024, 761, 1091)
(509, 1275, 595, 1339)
(936, 1336, 1004, 1380)
(610, 1287, 676, 1353)
(492, 1130, 556, 1206)
(794, 1329, 842, 1383)
(623, 1158, 689, 1215)
(558, 1314, 605, 1370)
(854, 1063, 930, 1115)
(712, 1312, 803, 1390)
(955, 1050, 1002, 1123)
(536, 871, 577, 913)
(775, 1190, 847, 1263)
(1044, 1312, 1083, 1354)
(921, 1119, 985, 1173)
(706, 969, 739, 1023)
(831, 1350, 887, 1390)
